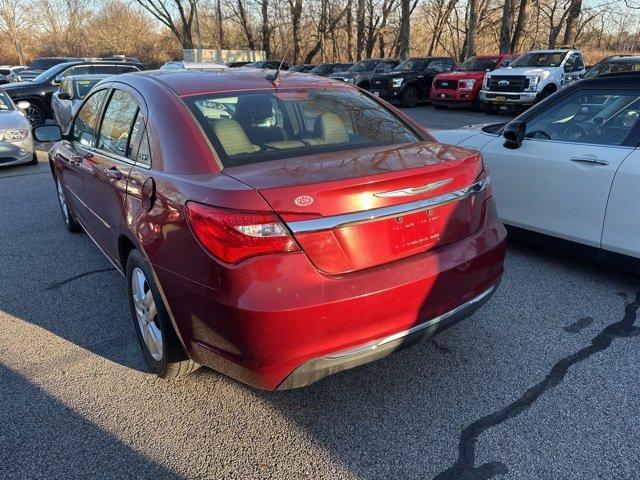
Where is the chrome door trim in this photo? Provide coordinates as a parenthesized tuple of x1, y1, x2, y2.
(66, 185, 111, 229)
(287, 177, 488, 234)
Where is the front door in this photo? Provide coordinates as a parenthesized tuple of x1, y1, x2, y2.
(481, 88, 640, 246)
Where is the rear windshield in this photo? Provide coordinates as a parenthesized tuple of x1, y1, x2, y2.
(185, 88, 422, 167)
(584, 61, 640, 79)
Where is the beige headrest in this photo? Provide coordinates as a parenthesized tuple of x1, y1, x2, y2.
(211, 119, 257, 156)
(316, 113, 349, 144)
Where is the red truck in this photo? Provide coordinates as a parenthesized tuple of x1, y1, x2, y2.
(430, 54, 519, 110)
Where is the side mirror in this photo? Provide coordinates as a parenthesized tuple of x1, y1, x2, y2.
(53, 76, 63, 84)
(16, 101, 30, 111)
(33, 125, 63, 143)
(503, 121, 526, 149)
(58, 91, 71, 100)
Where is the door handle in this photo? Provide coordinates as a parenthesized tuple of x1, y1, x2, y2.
(105, 166, 123, 180)
(570, 156, 609, 166)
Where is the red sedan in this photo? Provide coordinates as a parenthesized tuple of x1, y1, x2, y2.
(34, 68, 506, 389)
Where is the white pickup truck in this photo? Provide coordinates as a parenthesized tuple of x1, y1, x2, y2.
(480, 49, 586, 112)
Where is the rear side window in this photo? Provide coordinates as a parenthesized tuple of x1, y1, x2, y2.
(72, 89, 108, 146)
(98, 90, 139, 156)
(127, 112, 151, 166)
(185, 88, 421, 167)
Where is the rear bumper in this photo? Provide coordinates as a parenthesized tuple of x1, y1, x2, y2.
(479, 90, 537, 105)
(155, 199, 507, 390)
(278, 282, 498, 389)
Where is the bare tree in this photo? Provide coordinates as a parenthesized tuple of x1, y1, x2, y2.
(287, 0, 302, 63)
(562, 0, 582, 46)
(464, 0, 478, 58)
(0, 0, 27, 64)
(134, 0, 198, 49)
(356, 0, 366, 59)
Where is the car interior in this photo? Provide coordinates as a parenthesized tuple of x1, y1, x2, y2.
(525, 92, 640, 145)
(188, 90, 420, 166)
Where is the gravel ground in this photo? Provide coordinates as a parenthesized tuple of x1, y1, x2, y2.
(1, 105, 638, 480)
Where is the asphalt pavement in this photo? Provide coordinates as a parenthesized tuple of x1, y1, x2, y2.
(1, 105, 638, 480)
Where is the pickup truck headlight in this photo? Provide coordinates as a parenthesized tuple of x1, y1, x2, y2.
(392, 78, 403, 88)
(2, 129, 29, 142)
(459, 79, 476, 90)
(483, 75, 490, 89)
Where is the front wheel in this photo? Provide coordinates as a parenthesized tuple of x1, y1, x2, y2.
(400, 86, 419, 108)
(126, 249, 199, 378)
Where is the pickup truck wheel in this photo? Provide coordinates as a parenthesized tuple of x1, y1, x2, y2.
(127, 249, 200, 379)
(485, 103, 498, 115)
(536, 85, 556, 103)
(400, 86, 419, 108)
(472, 96, 483, 112)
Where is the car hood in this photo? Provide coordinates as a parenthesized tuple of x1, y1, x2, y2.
(2, 81, 36, 90)
(330, 71, 355, 78)
(0, 110, 29, 130)
(490, 67, 557, 76)
(436, 71, 486, 80)
(375, 71, 420, 80)
(429, 124, 491, 146)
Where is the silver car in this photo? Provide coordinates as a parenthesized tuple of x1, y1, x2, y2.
(51, 74, 108, 133)
(0, 90, 35, 167)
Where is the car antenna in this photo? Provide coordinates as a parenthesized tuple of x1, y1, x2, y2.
(265, 45, 291, 87)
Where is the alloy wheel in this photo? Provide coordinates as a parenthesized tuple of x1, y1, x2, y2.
(27, 106, 44, 127)
(131, 267, 163, 361)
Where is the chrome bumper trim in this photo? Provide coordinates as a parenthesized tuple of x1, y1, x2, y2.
(287, 177, 488, 234)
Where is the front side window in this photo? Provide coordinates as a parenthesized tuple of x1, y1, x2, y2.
(350, 60, 378, 72)
(511, 52, 567, 68)
(72, 89, 108, 147)
(75, 79, 102, 99)
(186, 88, 421, 167)
(0, 92, 14, 110)
(377, 61, 397, 73)
(98, 90, 139, 156)
(427, 60, 446, 73)
(525, 90, 640, 146)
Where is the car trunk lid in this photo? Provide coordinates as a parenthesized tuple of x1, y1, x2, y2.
(224, 142, 487, 274)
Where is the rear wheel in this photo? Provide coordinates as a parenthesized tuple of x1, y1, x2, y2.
(400, 86, 419, 108)
(126, 249, 199, 378)
(55, 175, 82, 233)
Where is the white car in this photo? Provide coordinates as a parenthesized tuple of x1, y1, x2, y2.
(432, 72, 640, 258)
(0, 90, 35, 167)
(480, 49, 586, 112)
(0, 65, 27, 84)
(51, 74, 108, 133)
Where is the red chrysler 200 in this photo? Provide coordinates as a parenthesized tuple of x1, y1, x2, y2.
(34, 68, 507, 389)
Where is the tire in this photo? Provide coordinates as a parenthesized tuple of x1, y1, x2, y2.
(536, 85, 556, 104)
(27, 152, 38, 166)
(434, 104, 447, 110)
(400, 86, 419, 108)
(472, 96, 483, 112)
(25, 102, 46, 127)
(54, 174, 83, 233)
(126, 249, 199, 378)
(484, 102, 499, 115)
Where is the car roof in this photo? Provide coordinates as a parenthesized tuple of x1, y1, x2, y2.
(127, 68, 347, 96)
(67, 74, 112, 81)
(527, 49, 571, 54)
(601, 56, 640, 63)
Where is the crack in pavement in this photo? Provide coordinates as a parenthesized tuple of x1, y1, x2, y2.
(564, 316, 594, 333)
(45, 267, 116, 290)
(432, 289, 640, 480)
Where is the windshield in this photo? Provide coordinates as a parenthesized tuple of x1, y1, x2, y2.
(185, 88, 421, 167)
(460, 57, 500, 72)
(511, 52, 566, 68)
(32, 63, 74, 83)
(0, 69, 10, 76)
(350, 60, 378, 72)
(0, 92, 14, 110)
(394, 59, 426, 72)
(584, 61, 640, 79)
(75, 79, 102, 98)
(309, 64, 331, 74)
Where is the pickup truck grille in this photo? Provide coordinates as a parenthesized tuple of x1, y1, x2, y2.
(487, 75, 527, 93)
(434, 79, 458, 90)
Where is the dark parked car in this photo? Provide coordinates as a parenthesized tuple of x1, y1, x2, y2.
(246, 60, 289, 70)
(370, 57, 457, 107)
(308, 63, 354, 77)
(583, 55, 640, 79)
(36, 68, 506, 389)
(329, 58, 399, 90)
(3, 60, 145, 126)
(289, 64, 315, 73)
(16, 57, 85, 81)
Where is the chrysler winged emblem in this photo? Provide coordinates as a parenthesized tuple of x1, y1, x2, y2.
(374, 178, 453, 198)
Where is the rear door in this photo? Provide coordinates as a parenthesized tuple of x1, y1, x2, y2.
(480, 88, 640, 246)
(82, 86, 141, 260)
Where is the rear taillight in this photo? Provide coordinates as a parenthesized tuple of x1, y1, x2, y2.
(185, 202, 299, 264)
(478, 161, 493, 200)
